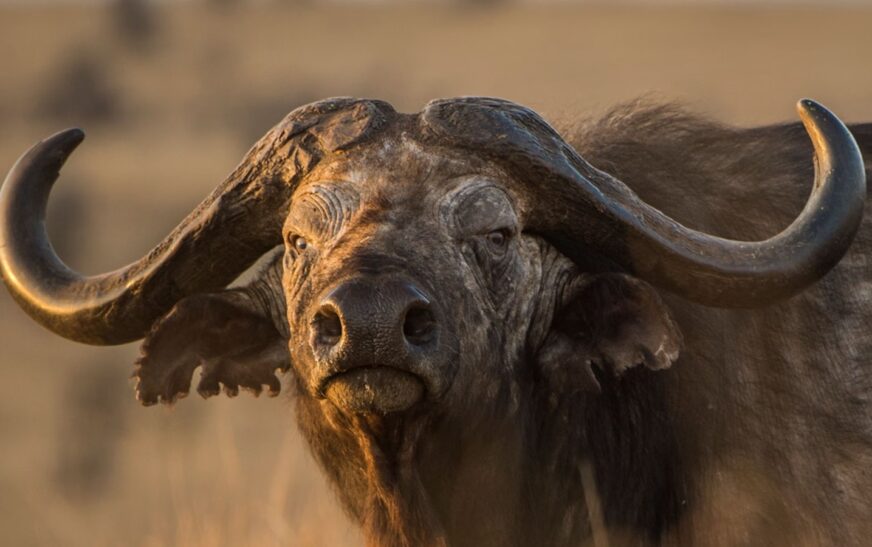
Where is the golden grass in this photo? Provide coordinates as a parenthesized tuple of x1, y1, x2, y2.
(2, 2, 872, 545)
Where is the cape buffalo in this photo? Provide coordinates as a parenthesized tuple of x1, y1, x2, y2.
(2, 97, 871, 546)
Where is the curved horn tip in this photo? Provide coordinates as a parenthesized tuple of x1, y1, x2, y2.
(9, 128, 87, 178)
(42, 128, 86, 161)
(797, 97, 821, 113)
(49, 127, 86, 145)
(796, 98, 844, 133)
(795, 98, 864, 177)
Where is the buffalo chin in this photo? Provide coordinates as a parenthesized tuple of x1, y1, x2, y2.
(324, 367, 425, 415)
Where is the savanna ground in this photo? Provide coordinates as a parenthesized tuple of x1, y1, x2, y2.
(2, 2, 872, 546)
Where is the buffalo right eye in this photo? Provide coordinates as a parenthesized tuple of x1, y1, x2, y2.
(287, 234, 309, 253)
(294, 236, 308, 252)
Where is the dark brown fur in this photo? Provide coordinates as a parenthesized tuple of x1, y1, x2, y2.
(137, 100, 872, 545)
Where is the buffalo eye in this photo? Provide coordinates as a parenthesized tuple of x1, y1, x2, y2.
(485, 228, 512, 253)
(285, 235, 312, 267)
(294, 236, 308, 252)
(287, 234, 309, 253)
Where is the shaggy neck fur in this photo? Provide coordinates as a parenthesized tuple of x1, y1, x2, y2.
(293, 362, 686, 547)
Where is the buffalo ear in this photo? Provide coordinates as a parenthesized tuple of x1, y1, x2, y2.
(134, 291, 290, 406)
(537, 273, 682, 393)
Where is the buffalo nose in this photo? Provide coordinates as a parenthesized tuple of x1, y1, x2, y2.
(311, 279, 438, 354)
(402, 303, 438, 346)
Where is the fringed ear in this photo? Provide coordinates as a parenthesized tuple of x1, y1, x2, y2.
(134, 291, 290, 406)
(537, 273, 682, 393)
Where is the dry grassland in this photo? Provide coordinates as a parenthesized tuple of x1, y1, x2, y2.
(2, 3, 872, 545)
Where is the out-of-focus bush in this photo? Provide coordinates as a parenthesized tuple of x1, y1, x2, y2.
(35, 50, 122, 125)
(111, 0, 158, 52)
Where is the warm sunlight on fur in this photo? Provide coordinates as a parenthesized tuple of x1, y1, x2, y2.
(3, 2, 872, 546)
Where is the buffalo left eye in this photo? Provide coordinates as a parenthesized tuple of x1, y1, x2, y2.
(488, 232, 505, 246)
(485, 229, 511, 250)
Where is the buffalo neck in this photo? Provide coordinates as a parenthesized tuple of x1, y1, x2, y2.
(295, 388, 608, 546)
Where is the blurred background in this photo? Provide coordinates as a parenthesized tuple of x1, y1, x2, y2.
(2, 0, 872, 545)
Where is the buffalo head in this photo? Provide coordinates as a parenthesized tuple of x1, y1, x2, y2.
(0, 97, 865, 416)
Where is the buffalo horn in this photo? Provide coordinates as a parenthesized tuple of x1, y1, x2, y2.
(537, 99, 866, 307)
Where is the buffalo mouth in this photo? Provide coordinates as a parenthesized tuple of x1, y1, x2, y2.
(322, 366, 426, 415)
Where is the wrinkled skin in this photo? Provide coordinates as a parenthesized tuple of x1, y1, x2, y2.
(285, 139, 555, 416)
(134, 128, 682, 546)
(284, 141, 577, 545)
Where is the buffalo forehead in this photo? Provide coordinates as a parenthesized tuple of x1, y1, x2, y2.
(302, 135, 512, 217)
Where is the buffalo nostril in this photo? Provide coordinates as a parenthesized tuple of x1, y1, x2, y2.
(403, 305, 437, 346)
(313, 307, 343, 346)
